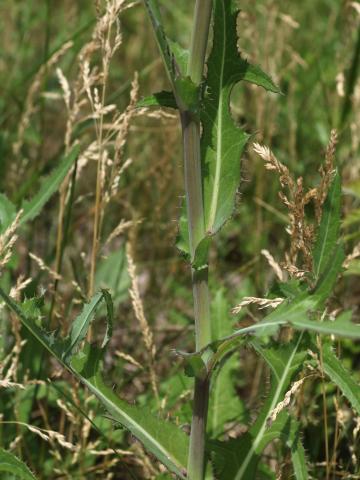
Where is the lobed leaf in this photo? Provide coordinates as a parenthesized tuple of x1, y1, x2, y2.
(178, 0, 280, 260)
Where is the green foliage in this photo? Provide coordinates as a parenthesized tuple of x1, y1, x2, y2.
(317, 341, 360, 415)
(0, 145, 80, 233)
(0, 194, 16, 234)
(212, 334, 309, 479)
(313, 170, 341, 280)
(0, 288, 188, 479)
(177, 0, 280, 263)
(208, 289, 246, 438)
(0, 448, 37, 480)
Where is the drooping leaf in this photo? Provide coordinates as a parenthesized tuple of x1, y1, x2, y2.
(178, 0, 280, 260)
(318, 341, 360, 415)
(313, 170, 341, 280)
(19, 144, 80, 227)
(0, 448, 37, 480)
(0, 288, 189, 479)
(212, 334, 308, 479)
(137, 91, 177, 109)
(71, 345, 189, 479)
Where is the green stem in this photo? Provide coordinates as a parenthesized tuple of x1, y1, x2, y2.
(183, 1, 213, 479)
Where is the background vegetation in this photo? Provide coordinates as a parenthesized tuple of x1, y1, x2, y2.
(0, 0, 359, 478)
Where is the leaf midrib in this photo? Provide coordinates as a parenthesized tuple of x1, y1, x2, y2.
(234, 334, 302, 479)
(207, 1, 226, 231)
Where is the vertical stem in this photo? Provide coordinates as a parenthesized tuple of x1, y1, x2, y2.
(183, 1, 213, 479)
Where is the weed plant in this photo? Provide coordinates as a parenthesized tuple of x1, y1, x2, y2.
(0, 1, 360, 479)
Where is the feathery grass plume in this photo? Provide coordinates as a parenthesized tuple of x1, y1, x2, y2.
(126, 243, 159, 400)
(261, 248, 284, 281)
(231, 296, 284, 314)
(29, 252, 62, 281)
(268, 376, 310, 426)
(115, 350, 143, 370)
(254, 132, 339, 276)
(104, 219, 135, 247)
(12, 41, 74, 159)
(0, 210, 23, 272)
(253, 142, 315, 271)
(315, 129, 338, 223)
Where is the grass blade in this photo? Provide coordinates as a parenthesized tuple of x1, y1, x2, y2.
(19, 144, 80, 226)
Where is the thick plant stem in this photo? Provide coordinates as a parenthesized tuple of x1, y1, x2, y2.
(183, 1, 213, 479)
(187, 377, 210, 480)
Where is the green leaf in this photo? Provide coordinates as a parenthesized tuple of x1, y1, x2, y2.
(319, 341, 360, 415)
(221, 244, 355, 341)
(287, 426, 309, 480)
(178, 0, 280, 258)
(208, 289, 246, 438)
(0, 448, 37, 479)
(212, 335, 308, 479)
(61, 291, 105, 361)
(71, 345, 189, 479)
(168, 39, 189, 76)
(0, 194, 16, 234)
(19, 145, 80, 226)
(0, 288, 188, 479)
(313, 170, 341, 280)
(143, 0, 178, 92)
(137, 91, 177, 109)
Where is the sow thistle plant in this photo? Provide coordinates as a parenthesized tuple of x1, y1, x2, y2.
(0, 1, 360, 479)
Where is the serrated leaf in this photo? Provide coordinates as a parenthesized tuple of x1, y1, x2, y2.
(178, 0, 280, 258)
(203, 0, 280, 236)
(212, 335, 307, 479)
(0, 288, 188, 478)
(221, 244, 354, 342)
(287, 426, 309, 480)
(319, 341, 360, 415)
(0, 448, 37, 480)
(137, 91, 177, 109)
(313, 170, 341, 280)
(19, 144, 80, 226)
(61, 291, 105, 361)
(71, 345, 189, 479)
